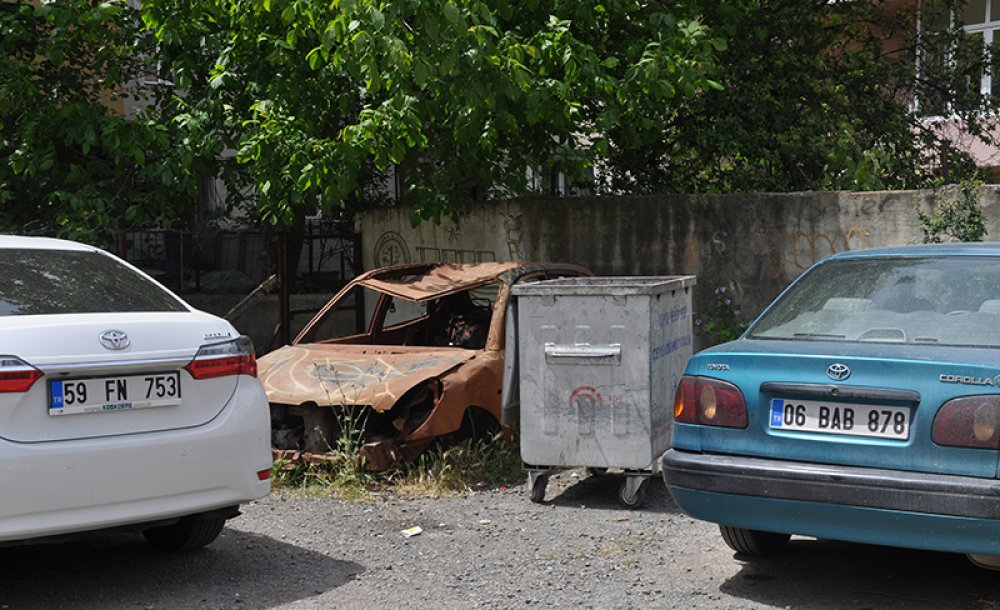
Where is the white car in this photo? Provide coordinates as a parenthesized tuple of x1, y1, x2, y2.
(0, 236, 271, 550)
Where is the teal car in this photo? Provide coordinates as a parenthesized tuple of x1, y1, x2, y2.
(662, 244, 1000, 568)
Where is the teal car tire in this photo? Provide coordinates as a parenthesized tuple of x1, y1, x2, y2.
(719, 525, 790, 556)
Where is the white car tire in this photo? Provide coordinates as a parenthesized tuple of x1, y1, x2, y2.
(143, 515, 227, 551)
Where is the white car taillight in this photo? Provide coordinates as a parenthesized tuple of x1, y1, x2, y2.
(184, 336, 257, 380)
(0, 356, 44, 393)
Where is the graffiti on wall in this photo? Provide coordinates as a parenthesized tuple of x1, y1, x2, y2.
(416, 247, 497, 263)
(373, 230, 499, 267)
(765, 225, 871, 278)
(680, 230, 728, 276)
(374, 231, 411, 266)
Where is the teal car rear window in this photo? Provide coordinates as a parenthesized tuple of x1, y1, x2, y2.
(749, 256, 1000, 347)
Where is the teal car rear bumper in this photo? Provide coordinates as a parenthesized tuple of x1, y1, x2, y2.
(662, 449, 1000, 555)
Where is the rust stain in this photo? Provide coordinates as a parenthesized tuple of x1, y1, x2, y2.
(258, 344, 473, 411)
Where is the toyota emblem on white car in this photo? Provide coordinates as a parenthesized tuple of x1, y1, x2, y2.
(99, 329, 130, 351)
(827, 363, 850, 381)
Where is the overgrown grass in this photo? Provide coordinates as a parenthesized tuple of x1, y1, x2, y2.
(270, 406, 377, 500)
(391, 432, 524, 495)
(270, 406, 523, 499)
(271, 452, 377, 500)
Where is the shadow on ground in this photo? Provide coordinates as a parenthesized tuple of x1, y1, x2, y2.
(542, 470, 683, 515)
(0, 526, 361, 610)
(720, 538, 1000, 609)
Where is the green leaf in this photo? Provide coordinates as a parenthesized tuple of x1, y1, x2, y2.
(425, 15, 439, 39)
(413, 61, 428, 87)
(443, 3, 460, 26)
(307, 47, 324, 70)
(322, 22, 337, 49)
(440, 54, 456, 75)
(46, 47, 64, 66)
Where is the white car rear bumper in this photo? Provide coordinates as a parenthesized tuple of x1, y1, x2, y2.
(0, 378, 272, 542)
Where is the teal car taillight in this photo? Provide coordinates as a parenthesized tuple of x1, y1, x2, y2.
(673, 375, 747, 428)
(932, 395, 1000, 449)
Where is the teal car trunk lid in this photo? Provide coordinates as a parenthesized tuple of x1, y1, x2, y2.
(678, 340, 1000, 479)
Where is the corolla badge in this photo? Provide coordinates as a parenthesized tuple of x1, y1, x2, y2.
(827, 363, 851, 381)
(99, 329, 131, 351)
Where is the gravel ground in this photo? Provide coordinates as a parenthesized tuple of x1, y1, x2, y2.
(3, 469, 1000, 609)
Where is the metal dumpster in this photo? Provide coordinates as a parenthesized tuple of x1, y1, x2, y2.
(506, 276, 696, 508)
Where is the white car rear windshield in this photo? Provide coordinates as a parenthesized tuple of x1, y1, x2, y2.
(0, 249, 187, 315)
(749, 256, 1000, 347)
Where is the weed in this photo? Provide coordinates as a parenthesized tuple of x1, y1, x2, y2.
(918, 180, 988, 243)
(272, 418, 523, 498)
(695, 286, 749, 346)
(271, 405, 377, 499)
(391, 431, 524, 495)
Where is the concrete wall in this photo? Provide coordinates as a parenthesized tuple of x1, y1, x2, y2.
(358, 188, 1000, 325)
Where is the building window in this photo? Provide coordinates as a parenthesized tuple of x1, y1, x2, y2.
(919, 0, 1000, 115)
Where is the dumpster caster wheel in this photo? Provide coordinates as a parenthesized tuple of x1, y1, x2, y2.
(618, 478, 649, 509)
(586, 467, 608, 478)
(529, 473, 548, 503)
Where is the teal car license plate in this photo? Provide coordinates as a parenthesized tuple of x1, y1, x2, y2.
(769, 398, 909, 440)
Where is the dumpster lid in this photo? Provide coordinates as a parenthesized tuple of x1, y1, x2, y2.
(511, 275, 696, 296)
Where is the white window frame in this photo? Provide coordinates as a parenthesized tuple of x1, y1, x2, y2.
(962, 2, 999, 98)
(917, 0, 1000, 115)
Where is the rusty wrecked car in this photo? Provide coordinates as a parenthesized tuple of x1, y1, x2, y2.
(258, 261, 591, 471)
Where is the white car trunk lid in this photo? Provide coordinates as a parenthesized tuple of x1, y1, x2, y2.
(0, 311, 239, 442)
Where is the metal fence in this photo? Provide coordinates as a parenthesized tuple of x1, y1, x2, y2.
(117, 220, 361, 296)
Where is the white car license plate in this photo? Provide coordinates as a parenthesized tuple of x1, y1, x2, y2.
(49, 372, 182, 416)
(769, 398, 909, 440)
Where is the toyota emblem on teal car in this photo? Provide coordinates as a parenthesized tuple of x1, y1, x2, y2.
(827, 363, 850, 381)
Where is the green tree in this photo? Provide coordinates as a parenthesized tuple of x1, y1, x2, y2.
(0, 1, 197, 244)
(598, 0, 998, 194)
(141, 0, 726, 227)
(5, 0, 998, 243)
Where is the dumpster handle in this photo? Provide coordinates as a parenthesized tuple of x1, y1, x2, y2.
(544, 344, 622, 365)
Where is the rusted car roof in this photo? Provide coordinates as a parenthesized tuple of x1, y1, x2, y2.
(359, 262, 521, 302)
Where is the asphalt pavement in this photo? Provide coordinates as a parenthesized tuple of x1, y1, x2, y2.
(2, 469, 1000, 609)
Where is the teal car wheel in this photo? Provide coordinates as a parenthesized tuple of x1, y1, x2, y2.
(719, 525, 790, 556)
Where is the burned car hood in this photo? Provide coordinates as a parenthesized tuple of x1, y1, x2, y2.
(258, 344, 477, 411)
